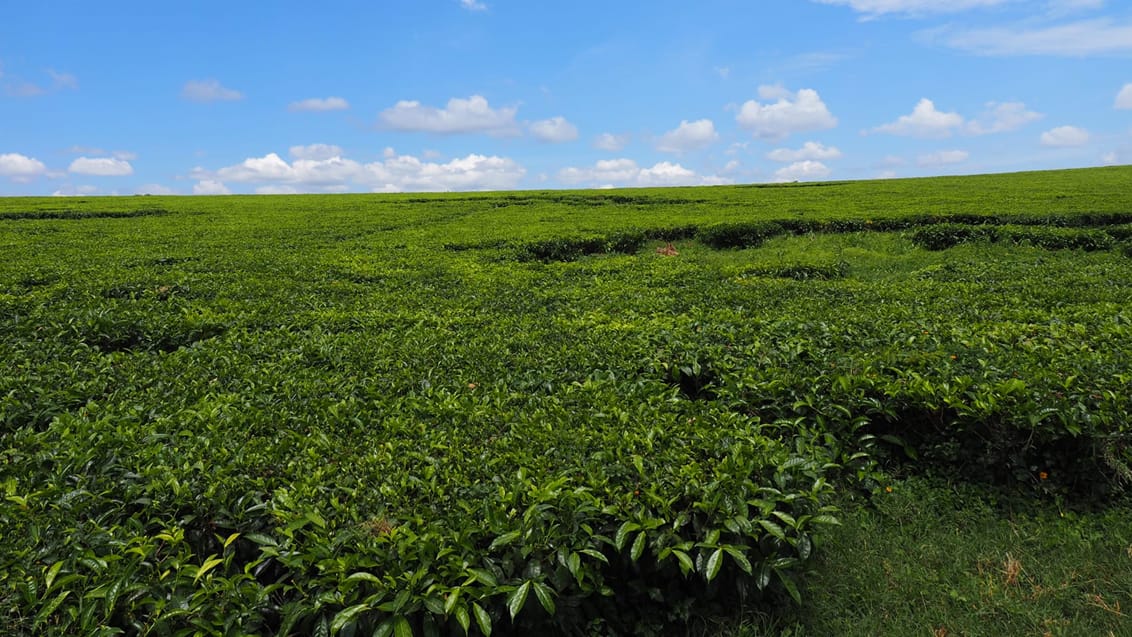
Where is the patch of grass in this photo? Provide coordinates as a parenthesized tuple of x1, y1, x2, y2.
(739, 477, 1132, 636)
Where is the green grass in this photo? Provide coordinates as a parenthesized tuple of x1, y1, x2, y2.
(2, 167, 1131, 635)
(726, 477, 1132, 637)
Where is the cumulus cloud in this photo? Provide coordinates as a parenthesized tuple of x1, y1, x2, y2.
(182, 79, 243, 102)
(289, 144, 344, 160)
(1117, 83, 1132, 109)
(917, 150, 970, 166)
(255, 185, 301, 195)
(47, 69, 78, 90)
(872, 99, 965, 138)
(196, 149, 526, 192)
(557, 158, 726, 187)
(529, 116, 579, 143)
(0, 153, 48, 181)
(966, 101, 1043, 134)
(558, 159, 642, 185)
(773, 160, 831, 182)
(213, 153, 360, 185)
(766, 141, 842, 162)
(193, 180, 231, 195)
(812, 0, 1009, 17)
(1040, 125, 1090, 147)
(656, 119, 719, 153)
(288, 96, 350, 112)
(593, 133, 630, 152)
(736, 86, 837, 140)
(936, 18, 1132, 56)
(366, 153, 526, 191)
(459, 0, 487, 10)
(68, 156, 133, 176)
(52, 185, 103, 197)
(379, 95, 520, 136)
(2, 67, 78, 97)
(134, 183, 176, 195)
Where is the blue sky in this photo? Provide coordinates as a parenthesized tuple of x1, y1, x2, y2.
(2, 0, 1131, 195)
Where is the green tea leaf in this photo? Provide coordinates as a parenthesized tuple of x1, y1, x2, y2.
(331, 603, 369, 634)
(630, 531, 647, 562)
(488, 531, 521, 551)
(472, 602, 492, 637)
(533, 581, 556, 615)
(705, 548, 723, 582)
(507, 580, 530, 621)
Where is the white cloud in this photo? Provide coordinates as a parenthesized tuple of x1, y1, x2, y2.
(656, 119, 719, 153)
(557, 158, 724, 187)
(198, 150, 526, 192)
(715, 66, 731, 79)
(134, 183, 176, 195)
(47, 69, 78, 90)
(288, 96, 350, 112)
(736, 86, 837, 140)
(1, 68, 77, 97)
(917, 150, 970, 166)
(766, 141, 842, 162)
(877, 155, 906, 168)
(64, 146, 135, 160)
(529, 116, 579, 143)
(813, 0, 1010, 17)
(256, 185, 300, 195)
(1101, 151, 1118, 165)
(289, 144, 344, 161)
(0, 153, 48, 181)
(558, 159, 642, 185)
(193, 180, 231, 195)
(638, 161, 698, 186)
(872, 98, 964, 138)
(1116, 83, 1132, 109)
(378, 95, 519, 135)
(966, 101, 1043, 134)
(937, 18, 1132, 56)
(365, 153, 525, 191)
(1040, 125, 1090, 147)
(182, 79, 243, 102)
(459, 0, 487, 10)
(774, 160, 831, 182)
(214, 153, 362, 185)
(68, 156, 133, 176)
(4, 81, 44, 97)
(593, 133, 630, 152)
(66, 145, 104, 155)
(51, 185, 103, 197)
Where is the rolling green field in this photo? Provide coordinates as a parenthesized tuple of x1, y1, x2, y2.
(2, 167, 1131, 636)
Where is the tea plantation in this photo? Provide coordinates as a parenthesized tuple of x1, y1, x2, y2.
(2, 167, 1131, 636)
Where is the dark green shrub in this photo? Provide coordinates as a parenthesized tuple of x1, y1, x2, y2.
(998, 226, 1115, 251)
(605, 230, 648, 254)
(643, 225, 699, 241)
(740, 262, 848, 281)
(697, 221, 785, 249)
(515, 236, 609, 262)
(909, 223, 995, 250)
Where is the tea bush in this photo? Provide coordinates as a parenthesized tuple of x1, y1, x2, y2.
(2, 166, 1132, 635)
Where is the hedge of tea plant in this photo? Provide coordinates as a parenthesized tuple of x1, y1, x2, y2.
(2, 166, 1132, 635)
